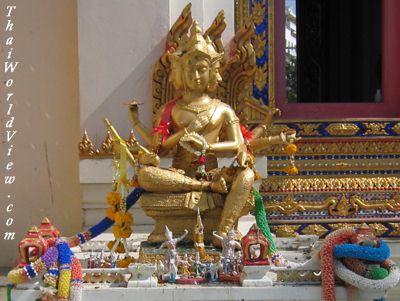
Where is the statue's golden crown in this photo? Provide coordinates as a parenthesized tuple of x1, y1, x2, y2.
(174, 20, 224, 63)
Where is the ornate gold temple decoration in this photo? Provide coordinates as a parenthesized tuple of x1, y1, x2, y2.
(265, 195, 335, 215)
(389, 223, 400, 236)
(79, 130, 99, 158)
(270, 222, 400, 238)
(217, 21, 256, 112)
(297, 124, 321, 136)
(328, 194, 355, 217)
(369, 223, 388, 236)
(252, 0, 266, 25)
(265, 193, 400, 217)
(350, 193, 400, 212)
(253, 32, 266, 59)
(259, 139, 400, 155)
(204, 10, 226, 55)
(254, 64, 267, 91)
(329, 223, 360, 231)
(364, 122, 389, 135)
(234, 0, 251, 32)
(325, 123, 360, 136)
(138, 247, 220, 264)
(262, 176, 400, 193)
(100, 131, 114, 156)
(301, 224, 329, 237)
(269, 225, 298, 237)
(126, 130, 137, 149)
(152, 3, 192, 117)
(393, 123, 400, 134)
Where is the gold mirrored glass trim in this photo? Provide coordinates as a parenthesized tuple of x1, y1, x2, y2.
(261, 176, 400, 192)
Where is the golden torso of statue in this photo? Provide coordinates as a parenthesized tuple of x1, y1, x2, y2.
(169, 97, 236, 175)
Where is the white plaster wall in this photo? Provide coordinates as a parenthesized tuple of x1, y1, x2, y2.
(78, 0, 170, 145)
(79, 0, 234, 146)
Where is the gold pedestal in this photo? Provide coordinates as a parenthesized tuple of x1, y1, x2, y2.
(138, 191, 254, 243)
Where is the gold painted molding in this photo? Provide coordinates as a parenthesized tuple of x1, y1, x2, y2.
(270, 222, 399, 238)
(265, 193, 400, 216)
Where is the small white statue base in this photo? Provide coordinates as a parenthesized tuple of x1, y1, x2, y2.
(240, 265, 277, 287)
(127, 264, 158, 287)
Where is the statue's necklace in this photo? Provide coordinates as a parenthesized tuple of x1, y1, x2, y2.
(176, 98, 219, 113)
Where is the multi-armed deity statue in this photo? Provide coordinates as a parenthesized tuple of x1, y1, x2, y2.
(125, 11, 297, 245)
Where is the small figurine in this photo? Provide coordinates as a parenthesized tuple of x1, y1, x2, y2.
(213, 229, 241, 275)
(156, 260, 165, 281)
(193, 208, 207, 260)
(208, 260, 222, 282)
(190, 252, 205, 277)
(158, 226, 188, 270)
(179, 253, 191, 277)
(168, 249, 178, 283)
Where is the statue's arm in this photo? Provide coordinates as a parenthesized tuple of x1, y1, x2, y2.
(234, 241, 242, 250)
(129, 103, 153, 146)
(176, 229, 189, 243)
(158, 241, 166, 250)
(208, 107, 243, 154)
(212, 231, 223, 241)
(251, 130, 297, 152)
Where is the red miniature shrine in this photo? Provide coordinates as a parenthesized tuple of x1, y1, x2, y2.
(38, 217, 60, 240)
(18, 226, 48, 265)
(241, 223, 270, 266)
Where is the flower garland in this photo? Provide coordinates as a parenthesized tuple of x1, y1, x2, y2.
(334, 240, 390, 262)
(7, 246, 59, 284)
(57, 240, 73, 301)
(69, 257, 83, 301)
(179, 132, 209, 179)
(320, 228, 355, 301)
(283, 135, 298, 175)
(334, 259, 400, 291)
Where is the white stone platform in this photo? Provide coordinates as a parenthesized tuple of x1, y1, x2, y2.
(11, 285, 349, 301)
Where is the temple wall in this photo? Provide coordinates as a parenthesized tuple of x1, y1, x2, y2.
(0, 1, 82, 267)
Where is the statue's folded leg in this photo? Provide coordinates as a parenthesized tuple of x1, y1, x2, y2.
(138, 166, 209, 193)
(217, 167, 255, 235)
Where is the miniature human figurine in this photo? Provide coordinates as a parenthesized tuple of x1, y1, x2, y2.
(128, 21, 297, 240)
(168, 249, 179, 283)
(158, 226, 188, 269)
(194, 208, 207, 259)
(213, 229, 241, 274)
(179, 253, 191, 277)
(190, 252, 205, 277)
(156, 260, 165, 281)
(209, 260, 222, 282)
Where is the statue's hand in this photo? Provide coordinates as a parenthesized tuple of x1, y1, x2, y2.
(128, 99, 141, 126)
(187, 115, 209, 133)
(184, 135, 206, 151)
(263, 108, 281, 125)
(280, 129, 300, 144)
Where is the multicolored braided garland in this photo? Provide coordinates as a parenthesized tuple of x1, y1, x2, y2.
(7, 188, 143, 301)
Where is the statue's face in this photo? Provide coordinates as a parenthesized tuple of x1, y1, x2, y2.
(183, 57, 210, 92)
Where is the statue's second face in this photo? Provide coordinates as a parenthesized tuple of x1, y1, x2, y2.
(183, 57, 210, 93)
